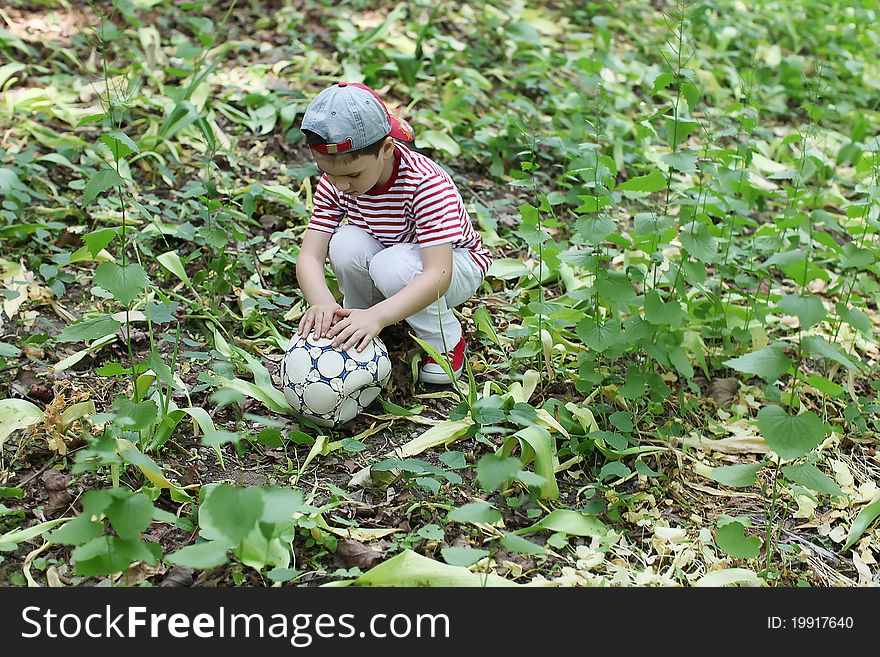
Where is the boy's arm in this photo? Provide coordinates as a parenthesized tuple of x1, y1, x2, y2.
(296, 228, 341, 338)
(327, 243, 453, 351)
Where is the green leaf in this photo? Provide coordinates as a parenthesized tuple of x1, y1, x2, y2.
(776, 294, 826, 330)
(82, 168, 126, 206)
(842, 495, 880, 551)
(106, 492, 154, 540)
(471, 306, 501, 346)
(801, 336, 861, 372)
(448, 502, 501, 525)
(756, 406, 828, 460)
(440, 546, 489, 567)
(157, 251, 192, 287)
(46, 514, 104, 546)
(599, 461, 631, 481)
(199, 485, 264, 546)
(644, 290, 685, 328)
(576, 319, 621, 353)
(781, 463, 842, 496)
(509, 425, 559, 500)
(99, 130, 139, 161)
(679, 222, 718, 263)
(837, 304, 872, 335)
(617, 170, 667, 192)
(519, 510, 607, 537)
(708, 462, 763, 488)
(715, 521, 761, 559)
(500, 532, 548, 556)
(111, 397, 158, 431)
(574, 214, 616, 245)
(327, 549, 516, 587)
(662, 149, 698, 174)
(94, 262, 150, 305)
(723, 344, 792, 382)
(0, 399, 44, 449)
(165, 541, 229, 569)
(82, 228, 117, 257)
(476, 453, 522, 492)
(57, 316, 121, 343)
(416, 130, 461, 157)
(665, 117, 699, 148)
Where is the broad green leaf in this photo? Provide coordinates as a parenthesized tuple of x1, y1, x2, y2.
(416, 129, 460, 157)
(842, 495, 880, 551)
(576, 318, 620, 353)
(199, 485, 264, 546)
(803, 373, 844, 398)
(82, 168, 126, 206)
(507, 425, 559, 500)
(707, 462, 764, 488)
(574, 214, 616, 245)
(164, 541, 229, 569)
(99, 130, 139, 161)
(836, 304, 871, 335)
(694, 568, 764, 587)
(471, 306, 501, 346)
(500, 532, 549, 556)
(781, 463, 842, 496)
(440, 546, 490, 568)
(665, 117, 699, 148)
(756, 406, 827, 460)
(82, 228, 117, 257)
(0, 517, 67, 549)
(448, 502, 501, 525)
(662, 149, 698, 174)
(117, 439, 178, 489)
(106, 493, 154, 540)
(111, 397, 158, 431)
(617, 170, 667, 192)
(395, 418, 474, 458)
(801, 336, 861, 372)
(157, 251, 192, 287)
(644, 290, 685, 328)
(476, 453, 522, 493)
(723, 344, 791, 382)
(0, 399, 43, 449)
(679, 222, 718, 263)
(594, 271, 636, 309)
(94, 262, 150, 305)
(715, 521, 762, 559)
(324, 549, 516, 587)
(519, 510, 607, 538)
(776, 294, 826, 330)
(57, 316, 121, 343)
(46, 514, 103, 546)
(220, 377, 290, 415)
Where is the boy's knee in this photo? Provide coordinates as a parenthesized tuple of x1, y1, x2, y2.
(329, 225, 371, 270)
(369, 245, 420, 295)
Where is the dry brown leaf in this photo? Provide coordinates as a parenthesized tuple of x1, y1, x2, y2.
(677, 433, 770, 454)
(161, 566, 195, 587)
(707, 378, 739, 408)
(41, 470, 73, 518)
(334, 539, 384, 570)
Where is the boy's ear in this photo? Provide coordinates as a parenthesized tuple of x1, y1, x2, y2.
(380, 136, 395, 156)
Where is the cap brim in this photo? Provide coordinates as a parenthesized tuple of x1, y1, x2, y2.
(389, 115, 415, 142)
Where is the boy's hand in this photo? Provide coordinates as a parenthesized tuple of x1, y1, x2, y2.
(299, 302, 344, 340)
(327, 308, 385, 352)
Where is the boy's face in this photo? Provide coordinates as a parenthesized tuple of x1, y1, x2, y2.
(313, 138, 395, 196)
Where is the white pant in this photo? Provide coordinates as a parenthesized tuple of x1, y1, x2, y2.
(328, 225, 484, 351)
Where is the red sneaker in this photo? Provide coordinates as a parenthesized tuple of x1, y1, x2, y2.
(418, 336, 466, 384)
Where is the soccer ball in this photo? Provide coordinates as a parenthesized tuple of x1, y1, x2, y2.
(281, 332, 392, 427)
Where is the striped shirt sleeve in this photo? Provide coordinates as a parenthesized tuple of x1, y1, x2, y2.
(411, 175, 466, 249)
(308, 175, 345, 233)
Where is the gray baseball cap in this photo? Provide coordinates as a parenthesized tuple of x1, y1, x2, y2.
(301, 82, 414, 154)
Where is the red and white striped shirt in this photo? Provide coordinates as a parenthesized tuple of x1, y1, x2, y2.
(308, 144, 493, 273)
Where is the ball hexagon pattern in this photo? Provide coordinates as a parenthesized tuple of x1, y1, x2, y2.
(281, 332, 392, 427)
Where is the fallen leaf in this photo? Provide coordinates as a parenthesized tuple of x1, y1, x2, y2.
(161, 566, 195, 587)
(334, 539, 384, 570)
(707, 378, 739, 408)
(41, 470, 72, 519)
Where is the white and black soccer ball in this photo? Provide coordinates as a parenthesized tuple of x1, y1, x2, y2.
(281, 332, 392, 427)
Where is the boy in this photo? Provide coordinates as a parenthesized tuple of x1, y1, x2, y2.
(295, 82, 492, 384)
